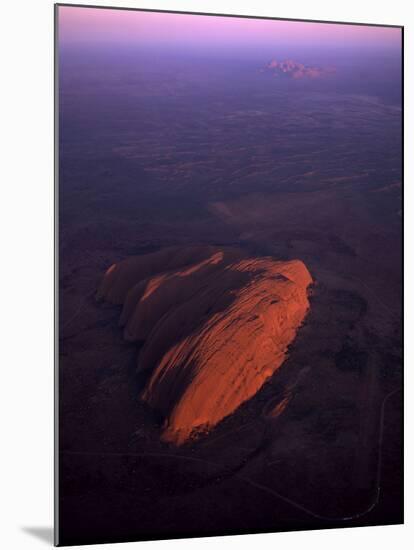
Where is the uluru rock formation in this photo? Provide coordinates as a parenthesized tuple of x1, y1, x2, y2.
(97, 246, 312, 445)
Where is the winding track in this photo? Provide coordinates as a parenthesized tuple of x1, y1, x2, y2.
(59, 274, 401, 521)
(61, 387, 401, 523)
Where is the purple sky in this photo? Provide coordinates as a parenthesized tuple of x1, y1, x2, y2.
(58, 6, 401, 51)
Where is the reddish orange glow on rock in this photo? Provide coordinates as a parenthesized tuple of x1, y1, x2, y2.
(268, 395, 291, 418)
(97, 247, 312, 445)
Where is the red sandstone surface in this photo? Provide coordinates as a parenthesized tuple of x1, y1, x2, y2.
(97, 247, 312, 445)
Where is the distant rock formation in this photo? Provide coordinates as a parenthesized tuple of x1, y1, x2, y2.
(97, 246, 312, 445)
(265, 58, 334, 79)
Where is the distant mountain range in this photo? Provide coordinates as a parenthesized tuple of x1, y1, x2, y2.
(265, 58, 335, 79)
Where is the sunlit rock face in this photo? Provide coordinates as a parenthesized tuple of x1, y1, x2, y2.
(97, 247, 312, 445)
